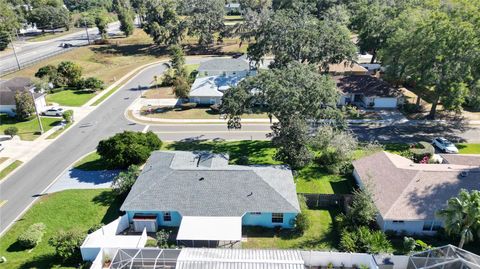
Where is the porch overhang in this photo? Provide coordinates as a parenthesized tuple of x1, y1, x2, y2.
(177, 216, 242, 241)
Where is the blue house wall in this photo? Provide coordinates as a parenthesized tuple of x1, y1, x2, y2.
(242, 212, 297, 228)
(127, 211, 182, 227)
(127, 211, 297, 229)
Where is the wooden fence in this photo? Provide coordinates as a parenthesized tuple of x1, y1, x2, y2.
(298, 193, 353, 212)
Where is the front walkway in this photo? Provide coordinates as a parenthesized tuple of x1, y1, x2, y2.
(46, 168, 119, 193)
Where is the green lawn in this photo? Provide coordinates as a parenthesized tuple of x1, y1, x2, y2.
(243, 209, 340, 249)
(0, 114, 62, 141)
(46, 89, 98, 107)
(0, 189, 122, 269)
(142, 107, 270, 120)
(91, 86, 120, 106)
(165, 141, 354, 194)
(456, 143, 480, 154)
(73, 151, 111, 171)
(0, 160, 23, 181)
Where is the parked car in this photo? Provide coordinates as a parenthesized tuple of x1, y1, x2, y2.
(0, 143, 4, 152)
(432, 137, 459, 153)
(43, 107, 64, 116)
(59, 43, 73, 48)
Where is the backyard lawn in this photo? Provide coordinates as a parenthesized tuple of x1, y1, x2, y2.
(46, 89, 97, 107)
(456, 143, 480, 154)
(0, 189, 121, 269)
(243, 209, 340, 250)
(0, 114, 62, 141)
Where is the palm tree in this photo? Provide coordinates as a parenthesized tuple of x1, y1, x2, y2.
(436, 189, 480, 248)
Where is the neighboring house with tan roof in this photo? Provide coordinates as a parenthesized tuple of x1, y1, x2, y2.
(323, 61, 368, 76)
(335, 75, 404, 108)
(352, 151, 480, 234)
(0, 77, 47, 116)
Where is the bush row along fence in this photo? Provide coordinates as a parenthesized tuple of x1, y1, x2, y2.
(0, 47, 75, 77)
(299, 193, 353, 213)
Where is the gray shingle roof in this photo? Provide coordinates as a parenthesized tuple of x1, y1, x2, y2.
(121, 151, 300, 216)
(198, 58, 250, 72)
(0, 77, 43, 106)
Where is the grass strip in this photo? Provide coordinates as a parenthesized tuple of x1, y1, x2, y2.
(0, 160, 23, 181)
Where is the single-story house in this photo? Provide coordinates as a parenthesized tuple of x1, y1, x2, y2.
(120, 151, 300, 245)
(335, 75, 404, 108)
(352, 151, 480, 235)
(198, 57, 256, 77)
(0, 77, 47, 116)
(323, 61, 369, 76)
(189, 75, 243, 105)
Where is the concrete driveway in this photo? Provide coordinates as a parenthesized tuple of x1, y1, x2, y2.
(46, 169, 119, 193)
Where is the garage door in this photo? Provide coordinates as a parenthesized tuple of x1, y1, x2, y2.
(374, 98, 397, 108)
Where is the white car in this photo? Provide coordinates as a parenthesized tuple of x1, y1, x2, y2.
(43, 107, 64, 117)
(432, 137, 458, 153)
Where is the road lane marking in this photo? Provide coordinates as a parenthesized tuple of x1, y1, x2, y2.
(142, 125, 150, 133)
(0, 200, 7, 208)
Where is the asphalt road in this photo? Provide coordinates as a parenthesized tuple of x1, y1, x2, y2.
(0, 22, 121, 75)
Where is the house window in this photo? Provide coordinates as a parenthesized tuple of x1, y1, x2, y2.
(272, 213, 283, 223)
(250, 212, 261, 215)
(163, 212, 171, 222)
(432, 221, 442, 231)
(393, 220, 405, 224)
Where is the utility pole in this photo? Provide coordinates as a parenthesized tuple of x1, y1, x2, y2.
(30, 91, 44, 134)
(83, 18, 91, 45)
(8, 33, 21, 71)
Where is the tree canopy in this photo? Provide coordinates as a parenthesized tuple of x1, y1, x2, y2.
(143, 0, 185, 46)
(222, 63, 343, 168)
(247, 8, 356, 68)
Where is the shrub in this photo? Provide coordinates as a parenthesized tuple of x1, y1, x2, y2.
(4, 126, 18, 138)
(63, 110, 74, 123)
(180, 102, 197, 110)
(82, 77, 105, 91)
(339, 226, 393, 254)
(111, 165, 140, 195)
(87, 223, 104, 234)
(402, 102, 422, 114)
(145, 239, 157, 247)
(48, 229, 86, 261)
(97, 131, 162, 168)
(236, 155, 249, 165)
(17, 223, 46, 249)
(295, 195, 311, 234)
(409, 141, 435, 162)
(172, 76, 190, 99)
(156, 229, 171, 248)
(35, 64, 57, 80)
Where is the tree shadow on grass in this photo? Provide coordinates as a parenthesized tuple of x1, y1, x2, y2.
(92, 190, 123, 224)
(18, 253, 82, 269)
(6, 241, 26, 252)
(91, 44, 168, 57)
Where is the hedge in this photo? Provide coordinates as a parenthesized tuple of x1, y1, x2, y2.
(409, 141, 435, 162)
(17, 223, 46, 249)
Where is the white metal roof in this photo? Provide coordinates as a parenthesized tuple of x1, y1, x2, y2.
(176, 248, 305, 269)
(177, 216, 242, 241)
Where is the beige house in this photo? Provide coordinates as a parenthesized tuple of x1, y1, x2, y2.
(353, 151, 480, 235)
